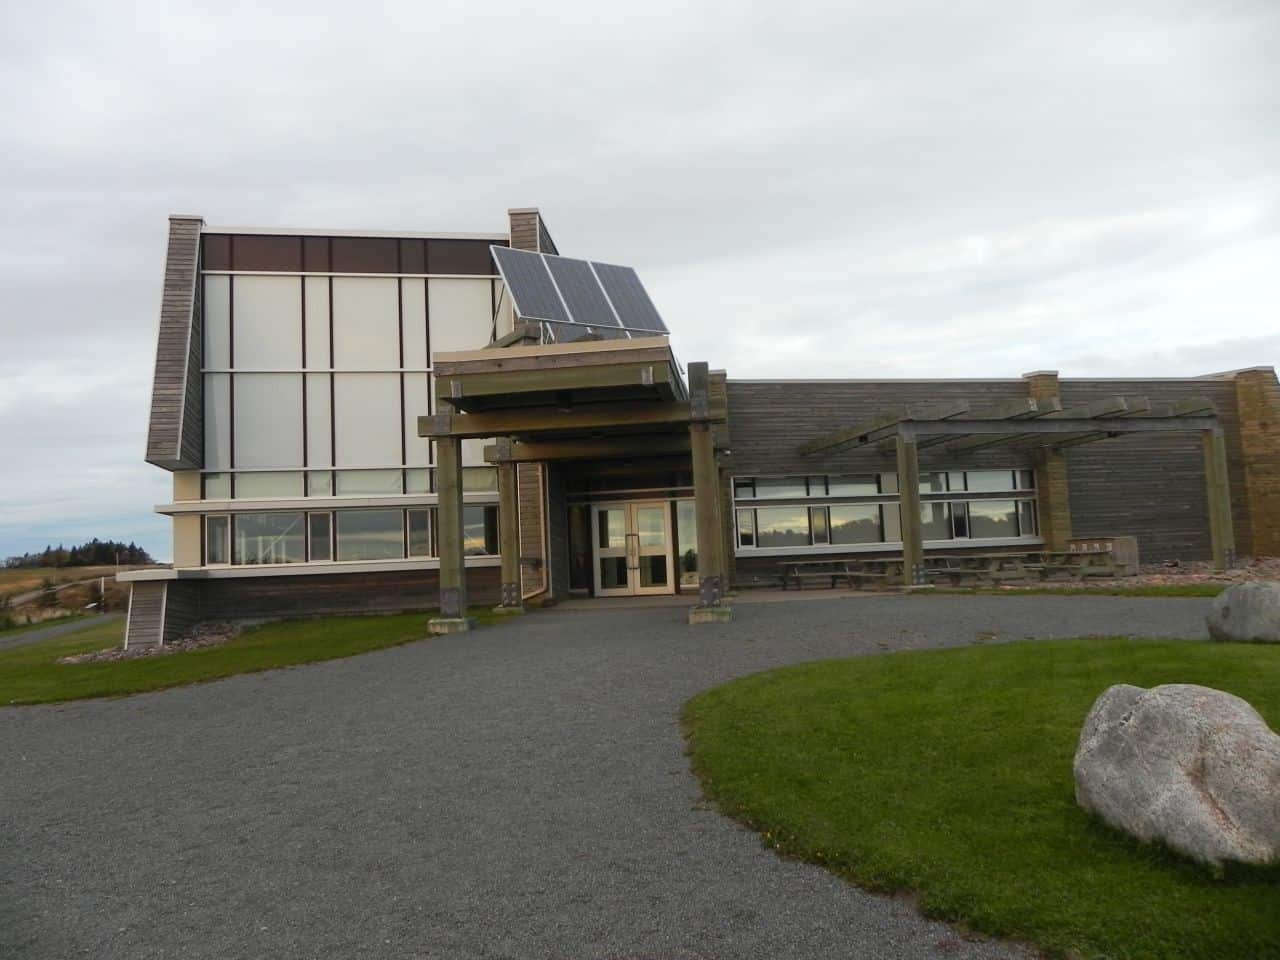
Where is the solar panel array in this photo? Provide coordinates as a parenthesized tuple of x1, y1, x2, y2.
(491, 246, 670, 343)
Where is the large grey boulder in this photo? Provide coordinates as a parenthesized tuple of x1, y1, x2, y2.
(1206, 581, 1280, 643)
(1073, 683, 1280, 866)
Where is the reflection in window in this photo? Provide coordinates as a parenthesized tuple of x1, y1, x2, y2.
(969, 500, 1019, 539)
(407, 509, 432, 557)
(335, 469, 404, 496)
(920, 473, 947, 493)
(755, 507, 811, 547)
(676, 500, 698, 587)
(966, 470, 1015, 492)
(307, 471, 333, 497)
(406, 468, 433, 494)
(1018, 500, 1038, 537)
(920, 503, 951, 541)
(737, 509, 755, 547)
(827, 475, 878, 496)
(462, 467, 498, 492)
(205, 515, 229, 565)
(308, 512, 332, 561)
(810, 507, 829, 544)
(235, 471, 305, 499)
(753, 478, 808, 499)
(951, 502, 969, 539)
(233, 512, 306, 565)
(335, 509, 405, 561)
(463, 505, 499, 556)
(830, 504, 882, 544)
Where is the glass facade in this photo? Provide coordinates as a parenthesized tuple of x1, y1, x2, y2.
(233, 513, 306, 565)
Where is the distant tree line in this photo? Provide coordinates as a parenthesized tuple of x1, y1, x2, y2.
(4, 539, 155, 569)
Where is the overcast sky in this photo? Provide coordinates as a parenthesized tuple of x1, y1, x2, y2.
(1, 0, 1276, 562)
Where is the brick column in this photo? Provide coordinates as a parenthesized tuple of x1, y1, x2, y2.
(1023, 371, 1072, 550)
(1235, 367, 1280, 556)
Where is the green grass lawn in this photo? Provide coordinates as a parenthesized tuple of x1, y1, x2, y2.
(684, 638, 1280, 960)
(0, 610, 501, 706)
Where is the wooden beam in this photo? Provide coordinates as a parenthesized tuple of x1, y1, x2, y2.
(483, 435, 692, 463)
(896, 435, 926, 587)
(691, 420, 725, 608)
(935, 397, 1062, 452)
(432, 436, 468, 623)
(902, 414, 1217, 440)
(798, 401, 970, 456)
(435, 360, 671, 401)
(1040, 397, 1153, 452)
(445, 344, 672, 374)
(485, 321, 542, 349)
(420, 401, 702, 440)
(1203, 427, 1237, 570)
(497, 460, 521, 607)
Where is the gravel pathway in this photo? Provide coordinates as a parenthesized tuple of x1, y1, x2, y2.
(0, 595, 1209, 959)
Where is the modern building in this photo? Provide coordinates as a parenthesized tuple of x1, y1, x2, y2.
(120, 207, 1280, 644)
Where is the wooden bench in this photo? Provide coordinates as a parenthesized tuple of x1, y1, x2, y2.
(779, 559, 895, 590)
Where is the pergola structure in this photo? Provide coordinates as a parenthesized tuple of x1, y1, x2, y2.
(797, 394, 1235, 585)
(418, 337, 732, 630)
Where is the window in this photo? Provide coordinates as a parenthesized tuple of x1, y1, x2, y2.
(755, 507, 811, 547)
(951, 502, 969, 539)
(308, 513, 332, 561)
(675, 501, 698, 588)
(947, 471, 966, 493)
(1016, 469, 1036, 490)
(335, 469, 404, 496)
(920, 473, 947, 493)
(336, 509, 405, 561)
(737, 509, 755, 547)
(883, 503, 902, 542)
(733, 478, 756, 500)
(407, 509, 433, 557)
(920, 502, 952, 541)
(753, 478, 808, 500)
(233, 513, 306, 565)
(968, 500, 1019, 539)
(307, 471, 334, 497)
(807, 476, 827, 496)
(406, 468, 433, 494)
(809, 507, 829, 545)
(205, 515, 229, 565)
(878, 472, 899, 494)
(1018, 500, 1039, 536)
(233, 374, 304, 468)
(463, 505, 499, 556)
(830, 504, 882, 544)
(827, 475, 878, 496)
(462, 467, 498, 492)
(203, 473, 231, 499)
(966, 470, 1015, 492)
(235, 471, 304, 499)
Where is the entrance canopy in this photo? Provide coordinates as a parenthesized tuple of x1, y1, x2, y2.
(796, 394, 1234, 581)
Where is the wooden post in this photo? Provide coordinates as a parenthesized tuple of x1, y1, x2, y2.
(688, 361, 730, 623)
(1203, 427, 1236, 571)
(896, 434, 926, 587)
(496, 459, 523, 611)
(429, 435, 472, 633)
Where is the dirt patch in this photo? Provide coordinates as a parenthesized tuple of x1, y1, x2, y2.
(58, 622, 242, 665)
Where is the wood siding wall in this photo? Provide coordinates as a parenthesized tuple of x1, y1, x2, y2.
(545, 464, 570, 599)
(146, 217, 204, 469)
(1060, 380, 1244, 562)
(518, 462, 547, 596)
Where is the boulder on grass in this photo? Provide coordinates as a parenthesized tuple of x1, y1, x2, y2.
(1206, 582, 1280, 644)
(1073, 683, 1280, 867)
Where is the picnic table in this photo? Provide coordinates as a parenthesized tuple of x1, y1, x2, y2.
(779, 548, 1119, 590)
(779, 558, 899, 590)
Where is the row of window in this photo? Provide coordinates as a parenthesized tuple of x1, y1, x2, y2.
(203, 506, 499, 566)
(201, 467, 498, 500)
(737, 499, 1039, 549)
(734, 469, 1036, 501)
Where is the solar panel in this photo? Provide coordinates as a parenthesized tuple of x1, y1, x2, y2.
(490, 246, 570, 324)
(490, 245, 669, 341)
(592, 262, 668, 334)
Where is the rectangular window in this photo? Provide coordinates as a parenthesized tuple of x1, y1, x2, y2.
(675, 500, 698, 588)
(233, 512, 306, 565)
(1018, 500, 1039, 537)
(830, 504, 883, 544)
(753, 477, 808, 500)
(755, 507, 811, 547)
(737, 509, 755, 547)
(233, 373, 304, 468)
(335, 509, 405, 561)
(205, 515, 229, 565)
(882, 503, 902, 543)
(947, 471, 966, 493)
(203, 473, 231, 499)
(463, 505, 499, 556)
(235, 471, 304, 499)
(407, 509, 433, 557)
(307, 471, 334, 497)
(733, 478, 755, 500)
(920, 473, 947, 493)
(952, 502, 970, 538)
(968, 500, 1019, 539)
(308, 513, 332, 562)
(405, 468, 434, 494)
(966, 470, 1016, 493)
(827, 475, 878, 497)
(462, 467, 498, 492)
(809, 507, 829, 545)
(921, 502, 952, 541)
(807, 476, 827, 496)
(335, 469, 404, 496)
(878, 472, 899, 494)
(1017, 469, 1036, 491)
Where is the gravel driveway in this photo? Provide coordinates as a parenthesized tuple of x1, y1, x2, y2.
(0, 595, 1208, 959)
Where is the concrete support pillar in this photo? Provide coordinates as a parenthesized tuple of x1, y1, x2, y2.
(496, 459, 523, 612)
(1023, 370, 1072, 550)
(429, 435, 472, 634)
(896, 434, 926, 587)
(1203, 427, 1237, 571)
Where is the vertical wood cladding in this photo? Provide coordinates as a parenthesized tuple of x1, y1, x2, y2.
(509, 210, 540, 252)
(146, 216, 204, 469)
(725, 380, 1036, 478)
(518, 463, 547, 595)
(1233, 369, 1280, 555)
(1059, 380, 1244, 562)
(545, 464, 570, 599)
(123, 582, 166, 648)
(200, 234, 503, 275)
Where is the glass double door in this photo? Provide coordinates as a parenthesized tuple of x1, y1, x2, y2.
(592, 501, 674, 596)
